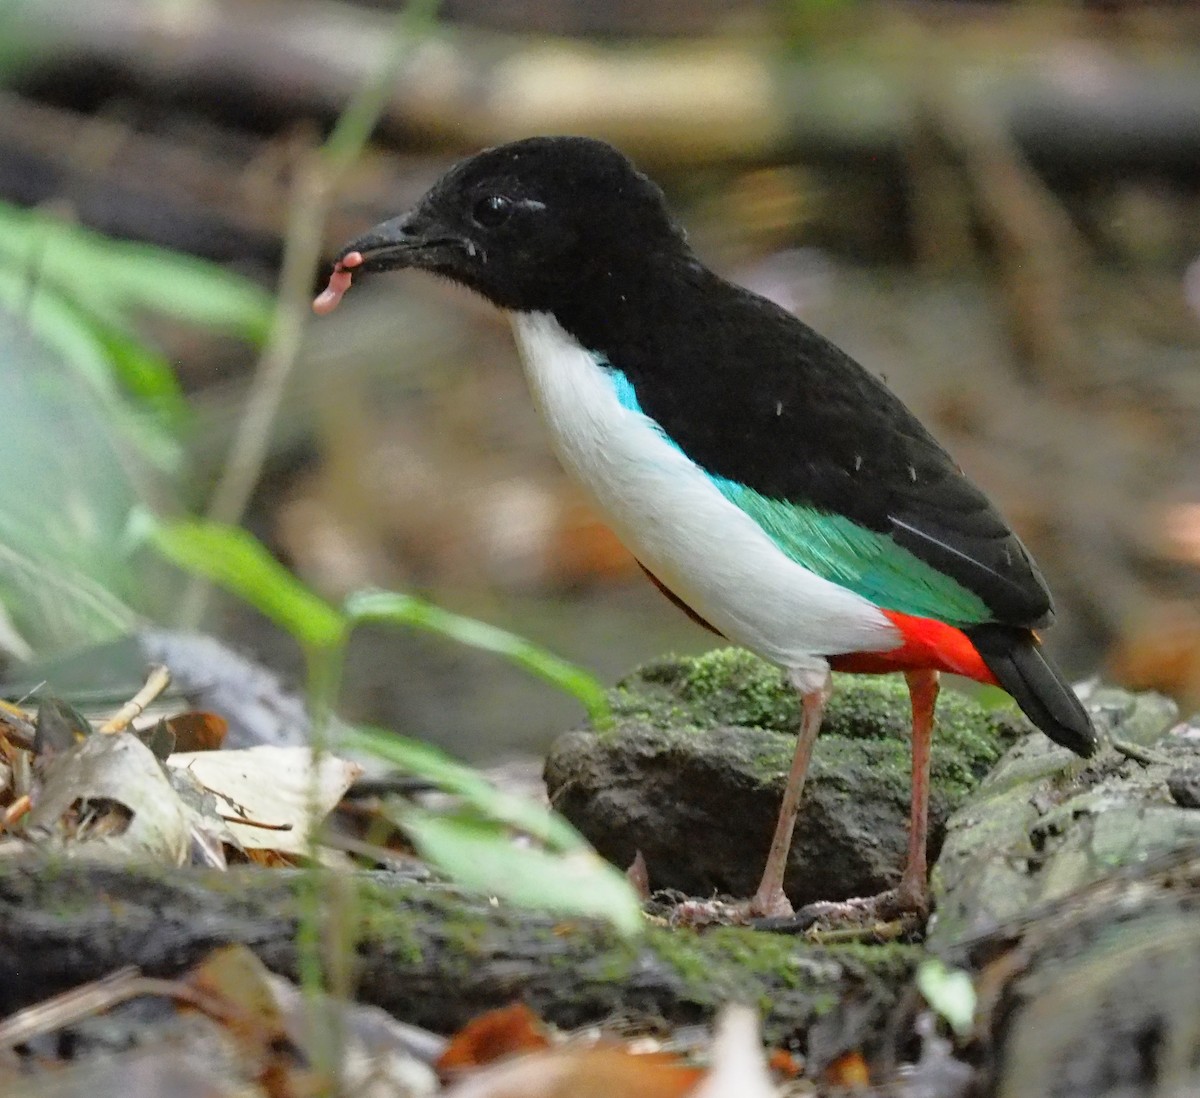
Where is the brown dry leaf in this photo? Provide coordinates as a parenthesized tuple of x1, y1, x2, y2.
(438, 1003, 552, 1075)
(186, 946, 285, 1029)
(442, 1045, 704, 1098)
(165, 711, 229, 753)
(168, 746, 362, 854)
(824, 1049, 870, 1089)
(767, 1047, 802, 1078)
(183, 945, 308, 1098)
(242, 848, 299, 868)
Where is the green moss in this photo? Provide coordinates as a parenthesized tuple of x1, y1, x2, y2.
(678, 648, 801, 729)
(354, 879, 432, 966)
(644, 921, 920, 1040)
(607, 649, 1026, 794)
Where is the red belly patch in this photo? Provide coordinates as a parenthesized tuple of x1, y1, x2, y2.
(638, 561, 997, 685)
(830, 609, 998, 684)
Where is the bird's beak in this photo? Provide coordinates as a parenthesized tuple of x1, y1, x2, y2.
(335, 209, 464, 274)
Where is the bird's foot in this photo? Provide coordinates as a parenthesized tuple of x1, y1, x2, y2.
(661, 884, 927, 935)
(667, 886, 792, 929)
(788, 885, 928, 938)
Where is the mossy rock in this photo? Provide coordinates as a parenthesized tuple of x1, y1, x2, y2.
(546, 648, 1028, 908)
(929, 685, 1191, 947)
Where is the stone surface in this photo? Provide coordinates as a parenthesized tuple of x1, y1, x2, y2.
(1168, 763, 1200, 808)
(929, 684, 1194, 947)
(544, 648, 1028, 908)
(955, 846, 1200, 1098)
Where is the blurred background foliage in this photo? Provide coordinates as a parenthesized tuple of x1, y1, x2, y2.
(0, 0, 1197, 762)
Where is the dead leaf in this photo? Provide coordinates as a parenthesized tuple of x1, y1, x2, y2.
(442, 1044, 704, 1098)
(165, 712, 229, 753)
(177, 946, 315, 1098)
(767, 1047, 802, 1078)
(438, 1003, 551, 1074)
(825, 1049, 870, 1089)
(168, 746, 362, 854)
(18, 733, 189, 865)
(266, 973, 441, 1097)
(34, 696, 93, 755)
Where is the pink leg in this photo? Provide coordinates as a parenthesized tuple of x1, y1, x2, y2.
(751, 673, 832, 917)
(898, 669, 939, 911)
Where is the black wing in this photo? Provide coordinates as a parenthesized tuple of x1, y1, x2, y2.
(584, 270, 1054, 628)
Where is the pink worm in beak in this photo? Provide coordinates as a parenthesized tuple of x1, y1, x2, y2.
(311, 251, 364, 315)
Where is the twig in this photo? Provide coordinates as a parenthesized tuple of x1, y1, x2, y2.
(176, 0, 441, 629)
(1111, 738, 1172, 767)
(804, 918, 919, 945)
(218, 813, 293, 832)
(925, 80, 1091, 391)
(0, 705, 37, 752)
(97, 663, 172, 733)
(0, 964, 255, 1048)
(0, 966, 141, 1047)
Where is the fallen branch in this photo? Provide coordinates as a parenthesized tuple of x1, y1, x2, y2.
(6, 0, 1200, 169)
(0, 858, 916, 1068)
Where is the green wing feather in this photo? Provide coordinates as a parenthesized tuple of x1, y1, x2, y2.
(713, 479, 992, 626)
(603, 362, 991, 625)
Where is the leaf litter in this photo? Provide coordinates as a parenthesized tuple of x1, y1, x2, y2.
(0, 660, 870, 1097)
(0, 664, 361, 866)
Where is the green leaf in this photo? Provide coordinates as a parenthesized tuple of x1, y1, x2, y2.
(0, 269, 182, 470)
(0, 201, 272, 344)
(0, 306, 150, 654)
(90, 317, 191, 431)
(339, 723, 583, 851)
(0, 542, 138, 654)
(343, 589, 611, 725)
(343, 723, 643, 934)
(142, 516, 345, 650)
(397, 805, 644, 937)
(916, 958, 976, 1037)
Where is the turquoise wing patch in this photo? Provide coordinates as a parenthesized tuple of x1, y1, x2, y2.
(601, 361, 991, 626)
(710, 481, 991, 625)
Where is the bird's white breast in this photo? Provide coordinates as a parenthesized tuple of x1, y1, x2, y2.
(508, 311, 898, 677)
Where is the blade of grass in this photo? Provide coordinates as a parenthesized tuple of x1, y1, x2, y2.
(343, 589, 611, 726)
(338, 723, 584, 851)
(395, 806, 643, 937)
(145, 515, 344, 650)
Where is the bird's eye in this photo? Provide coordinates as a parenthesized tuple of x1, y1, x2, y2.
(472, 195, 512, 228)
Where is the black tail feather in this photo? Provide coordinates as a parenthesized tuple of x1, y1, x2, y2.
(966, 624, 1098, 757)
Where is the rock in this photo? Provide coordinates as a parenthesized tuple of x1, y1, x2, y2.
(929, 685, 1193, 947)
(955, 846, 1200, 1098)
(544, 648, 1028, 908)
(1168, 764, 1200, 808)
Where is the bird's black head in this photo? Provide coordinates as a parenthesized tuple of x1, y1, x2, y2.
(336, 136, 690, 314)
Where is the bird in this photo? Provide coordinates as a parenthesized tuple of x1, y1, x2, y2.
(313, 135, 1098, 920)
